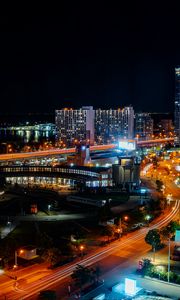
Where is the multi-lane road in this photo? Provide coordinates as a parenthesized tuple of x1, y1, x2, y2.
(0, 145, 116, 162)
(0, 138, 174, 162)
(0, 155, 179, 299)
(1, 199, 179, 300)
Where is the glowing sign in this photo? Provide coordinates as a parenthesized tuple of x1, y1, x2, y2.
(140, 188, 147, 194)
(175, 230, 180, 242)
(119, 139, 136, 151)
(125, 278, 136, 296)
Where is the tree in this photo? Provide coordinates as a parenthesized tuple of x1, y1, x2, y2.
(145, 229, 161, 251)
(71, 264, 93, 292)
(101, 225, 115, 242)
(61, 242, 76, 258)
(97, 199, 113, 222)
(0, 235, 19, 267)
(167, 221, 179, 234)
(71, 264, 101, 292)
(37, 232, 53, 250)
(160, 221, 179, 241)
(71, 232, 86, 251)
(160, 226, 171, 242)
(42, 247, 61, 267)
(91, 265, 101, 283)
(140, 258, 154, 276)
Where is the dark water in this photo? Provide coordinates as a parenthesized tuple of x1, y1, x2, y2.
(0, 129, 55, 144)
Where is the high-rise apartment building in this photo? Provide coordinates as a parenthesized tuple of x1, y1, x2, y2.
(55, 106, 134, 146)
(135, 113, 153, 140)
(157, 119, 173, 137)
(55, 106, 95, 146)
(95, 106, 134, 144)
(175, 67, 180, 145)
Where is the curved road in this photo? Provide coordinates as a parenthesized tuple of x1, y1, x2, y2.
(1, 200, 179, 300)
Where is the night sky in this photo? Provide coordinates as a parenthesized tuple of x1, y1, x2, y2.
(0, 4, 180, 114)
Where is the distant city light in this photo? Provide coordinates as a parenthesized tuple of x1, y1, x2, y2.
(175, 165, 180, 172)
(140, 188, 146, 194)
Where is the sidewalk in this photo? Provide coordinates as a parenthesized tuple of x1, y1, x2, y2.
(135, 276, 180, 299)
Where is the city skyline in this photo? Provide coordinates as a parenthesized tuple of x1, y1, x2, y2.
(0, 5, 180, 297)
(0, 6, 180, 113)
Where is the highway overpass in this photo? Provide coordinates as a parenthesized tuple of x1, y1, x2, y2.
(0, 137, 174, 162)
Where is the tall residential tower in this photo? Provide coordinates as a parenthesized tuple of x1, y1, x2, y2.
(55, 106, 134, 146)
(95, 106, 134, 144)
(175, 67, 180, 145)
(135, 112, 153, 140)
(55, 106, 95, 147)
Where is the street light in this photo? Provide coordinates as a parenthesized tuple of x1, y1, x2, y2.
(7, 221, 12, 233)
(79, 245, 84, 259)
(14, 251, 17, 267)
(118, 218, 122, 239)
(145, 215, 151, 226)
(117, 228, 121, 240)
(19, 249, 24, 255)
(14, 249, 24, 267)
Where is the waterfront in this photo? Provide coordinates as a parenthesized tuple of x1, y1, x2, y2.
(0, 126, 55, 145)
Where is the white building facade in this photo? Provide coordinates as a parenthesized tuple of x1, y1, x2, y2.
(174, 67, 180, 146)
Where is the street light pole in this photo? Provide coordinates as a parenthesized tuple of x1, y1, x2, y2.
(153, 246, 156, 262)
(15, 251, 17, 266)
(79, 245, 84, 260)
(167, 238, 171, 283)
(119, 217, 122, 238)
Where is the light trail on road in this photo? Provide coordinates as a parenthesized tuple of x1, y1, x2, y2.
(4, 200, 179, 300)
(0, 138, 174, 162)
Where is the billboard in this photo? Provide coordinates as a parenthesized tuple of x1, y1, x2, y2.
(118, 139, 136, 151)
(125, 278, 137, 296)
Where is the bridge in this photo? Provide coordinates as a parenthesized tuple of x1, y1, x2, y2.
(0, 137, 174, 162)
(0, 165, 108, 183)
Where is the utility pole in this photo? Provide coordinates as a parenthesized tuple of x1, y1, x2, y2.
(167, 238, 171, 283)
